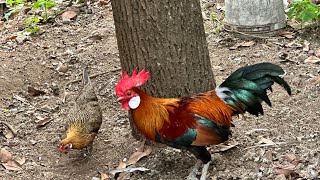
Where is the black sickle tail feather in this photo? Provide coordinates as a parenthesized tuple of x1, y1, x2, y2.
(217, 62, 291, 116)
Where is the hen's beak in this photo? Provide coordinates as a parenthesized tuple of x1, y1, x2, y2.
(117, 97, 124, 102)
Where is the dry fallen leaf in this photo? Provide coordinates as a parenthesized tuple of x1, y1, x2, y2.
(284, 153, 296, 163)
(239, 41, 255, 47)
(88, 35, 103, 42)
(99, 171, 110, 180)
(309, 76, 320, 84)
(279, 31, 295, 39)
(285, 41, 302, 48)
(315, 48, 320, 57)
(264, 150, 273, 161)
(229, 41, 255, 50)
(28, 86, 46, 96)
(126, 148, 152, 166)
(257, 137, 275, 145)
(302, 40, 310, 52)
(274, 165, 296, 177)
(5, 35, 17, 41)
(304, 56, 320, 64)
(117, 172, 131, 180)
(211, 141, 239, 152)
(36, 118, 52, 129)
(112, 141, 151, 179)
(2, 160, 22, 171)
(61, 11, 78, 22)
(15, 157, 26, 166)
(109, 167, 150, 177)
(0, 148, 12, 163)
(116, 162, 126, 169)
(4, 131, 14, 139)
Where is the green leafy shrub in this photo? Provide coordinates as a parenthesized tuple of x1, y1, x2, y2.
(288, 0, 320, 23)
(5, 0, 57, 35)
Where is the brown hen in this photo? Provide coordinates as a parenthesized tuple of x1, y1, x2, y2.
(59, 68, 102, 155)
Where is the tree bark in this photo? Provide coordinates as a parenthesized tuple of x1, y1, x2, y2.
(111, 0, 215, 98)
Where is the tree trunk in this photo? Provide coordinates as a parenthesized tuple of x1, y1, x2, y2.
(111, 0, 215, 140)
(111, 0, 215, 98)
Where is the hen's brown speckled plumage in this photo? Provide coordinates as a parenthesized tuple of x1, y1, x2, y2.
(59, 68, 102, 154)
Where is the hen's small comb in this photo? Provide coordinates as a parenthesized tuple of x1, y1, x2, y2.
(115, 68, 150, 96)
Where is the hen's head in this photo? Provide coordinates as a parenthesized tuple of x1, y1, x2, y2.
(115, 69, 150, 110)
(59, 142, 72, 154)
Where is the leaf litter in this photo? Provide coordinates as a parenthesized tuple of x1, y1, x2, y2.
(229, 41, 255, 50)
(35, 117, 52, 129)
(279, 31, 295, 39)
(27, 86, 46, 96)
(211, 141, 239, 153)
(0, 148, 25, 171)
(304, 56, 320, 64)
(108, 140, 152, 179)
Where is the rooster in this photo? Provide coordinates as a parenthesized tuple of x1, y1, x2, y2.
(115, 63, 291, 179)
(59, 68, 102, 155)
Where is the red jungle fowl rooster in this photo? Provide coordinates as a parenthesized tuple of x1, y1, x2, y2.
(59, 68, 102, 155)
(115, 63, 291, 179)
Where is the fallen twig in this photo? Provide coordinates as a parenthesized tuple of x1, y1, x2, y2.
(244, 141, 299, 150)
(109, 167, 150, 177)
(0, 121, 17, 136)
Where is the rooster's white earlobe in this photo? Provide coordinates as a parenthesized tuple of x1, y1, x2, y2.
(128, 96, 141, 109)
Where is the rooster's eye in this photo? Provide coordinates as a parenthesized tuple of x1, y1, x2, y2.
(126, 91, 132, 96)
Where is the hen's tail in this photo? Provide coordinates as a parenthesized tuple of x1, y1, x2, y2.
(76, 67, 98, 103)
(216, 62, 291, 116)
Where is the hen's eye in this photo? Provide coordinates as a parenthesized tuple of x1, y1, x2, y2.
(126, 92, 132, 96)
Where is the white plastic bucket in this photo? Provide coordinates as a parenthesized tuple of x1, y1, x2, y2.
(224, 0, 286, 34)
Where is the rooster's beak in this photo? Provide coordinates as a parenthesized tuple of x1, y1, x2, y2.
(117, 97, 124, 102)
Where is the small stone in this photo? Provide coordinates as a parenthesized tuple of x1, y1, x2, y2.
(16, 33, 31, 44)
(61, 10, 78, 23)
(30, 140, 37, 145)
(56, 63, 68, 73)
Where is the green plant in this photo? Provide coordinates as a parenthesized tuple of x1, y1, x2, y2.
(210, 12, 224, 34)
(4, 0, 27, 20)
(32, 0, 57, 21)
(25, 16, 41, 34)
(288, 0, 320, 23)
(5, 0, 57, 35)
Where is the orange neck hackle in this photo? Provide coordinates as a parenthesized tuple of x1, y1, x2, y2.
(130, 88, 179, 141)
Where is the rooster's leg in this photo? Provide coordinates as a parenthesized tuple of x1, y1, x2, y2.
(200, 162, 210, 180)
(186, 160, 210, 180)
(187, 160, 201, 180)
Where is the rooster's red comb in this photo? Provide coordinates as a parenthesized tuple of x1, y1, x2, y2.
(115, 68, 150, 96)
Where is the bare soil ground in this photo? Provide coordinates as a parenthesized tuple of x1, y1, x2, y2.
(1, 1, 319, 180)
